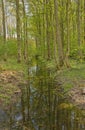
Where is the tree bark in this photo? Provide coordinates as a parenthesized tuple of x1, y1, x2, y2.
(22, 0, 28, 61)
(65, 0, 70, 67)
(16, 0, 22, 62)
(1, 0, 7, 61)
(54, 0, 64, 67)
(77, 0, 82, 59)
(84, 0, 85, 44)
(46, 0, 51, 60)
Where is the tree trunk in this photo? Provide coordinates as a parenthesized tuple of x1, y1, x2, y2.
(1, 0, 7, 61)
(46, 0, 51, 60)
(77, 0, 82, 59)
(22, 0, 28, 61)
(16, 0, 22, 62)
(54, 0, 64, 67)
(84, 0, 85, 44)
(65, 0, 70, 67)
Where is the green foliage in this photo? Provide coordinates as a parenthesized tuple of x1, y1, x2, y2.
(0, 59, 27, 75)
(0, 39, 17, 58)
(0, 37, 36, 61)
(6, 39, 17, 57)
(58, 103, 74, 110)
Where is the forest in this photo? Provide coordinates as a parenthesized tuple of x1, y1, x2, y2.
(0, 0, 85, 130)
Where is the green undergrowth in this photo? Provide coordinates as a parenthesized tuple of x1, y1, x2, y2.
(57, 60, 85, 92)
(0, 58, 28, 78)
(61, 61, 85, 79)
(0, 38, 36, 59)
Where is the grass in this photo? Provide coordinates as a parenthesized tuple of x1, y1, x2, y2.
(0, 58, 27, 71)
(61, 61, 85, 79)
(56, 60, 85, 91)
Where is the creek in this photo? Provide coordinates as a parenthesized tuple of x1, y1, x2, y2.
(0, 65, 85, 130)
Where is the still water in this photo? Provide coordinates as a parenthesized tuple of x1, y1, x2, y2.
(0, 66, 85, 130)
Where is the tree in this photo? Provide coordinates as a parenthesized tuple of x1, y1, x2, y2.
(22, 0, 28, 61)
(65, 0, 71, 67)
(1, 0, 7, 61)
(15, 0, 22, 62)
(77, 0, 82, 59)
(54, 0, 64, 67)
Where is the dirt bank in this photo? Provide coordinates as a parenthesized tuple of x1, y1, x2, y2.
(0, 70, 26, 108)
(55, 76, 85, 109)
(68, 80, 85, 109)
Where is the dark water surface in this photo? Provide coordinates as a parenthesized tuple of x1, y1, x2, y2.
(0, 66, 85, 130)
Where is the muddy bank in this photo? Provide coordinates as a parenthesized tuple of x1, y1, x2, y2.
(68, 80, 85, 109)
(55, 77, 85, 109)
(0, 70, 26, 108)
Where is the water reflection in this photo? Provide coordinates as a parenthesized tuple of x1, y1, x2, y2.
(0, 65, 85, 130)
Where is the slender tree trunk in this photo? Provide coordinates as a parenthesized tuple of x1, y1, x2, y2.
(1, 0, 7, 61)
(65, 0, 70, 67)
(16, 0, 22, 62)
(61, 0, 64, 50)
(77, 0, 82, 59)
(42, 3, 46, 59)
(38, 0, 42, 56)
(22, 0, 28, 61)
(53, 12, 59, 66)
(46, 0, 51, 60)
(54, 0, 64, 67)
(84, 0, 85, 44)
(35, 2, 42, 56)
